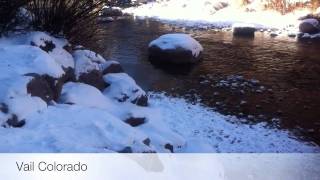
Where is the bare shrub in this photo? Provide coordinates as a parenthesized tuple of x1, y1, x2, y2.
(28, 0, 105, 51)
(261, 0, 312, 14)
(0, 0, 29, 35)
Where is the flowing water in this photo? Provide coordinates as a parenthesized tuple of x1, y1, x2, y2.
(100, 18, 320, 145)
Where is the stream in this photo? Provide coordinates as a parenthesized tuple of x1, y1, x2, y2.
(100, 18, 320, 146)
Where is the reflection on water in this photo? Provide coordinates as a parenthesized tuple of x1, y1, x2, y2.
(100, 18, 320, 145)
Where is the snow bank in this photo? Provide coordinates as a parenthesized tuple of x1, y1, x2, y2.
(0, 32, 186, 153)
(149, 33, 203, 57)
(124, 0, 312, 30)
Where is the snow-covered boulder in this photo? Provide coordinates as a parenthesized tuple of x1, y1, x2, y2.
(103, 73, 148, 106)
(0, 32, 75, 103)
(148, 33, 203, 64)
(73, 49, 123, 91)
(232, 23, 256, 37)
(0, 46, 63, 126)
(27, 32, 75, 70)
(299, 18, 320, 34)
(59, 82, 117, 110)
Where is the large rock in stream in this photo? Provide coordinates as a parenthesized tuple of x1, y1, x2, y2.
(299, 18, 320, 34)
(148, 33, 203, 64)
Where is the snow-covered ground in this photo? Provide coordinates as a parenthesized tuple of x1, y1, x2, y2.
(149, 93, 320, 153)
(123, 0, 313, 32)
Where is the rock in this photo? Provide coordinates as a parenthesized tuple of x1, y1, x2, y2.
(102, 62, 124, 75)
(26, 74, 55, 103)
(31, 40, 55, 52)
(6, 114, 25, 128)
(124, 117, 146, 127)
(73, 49, 116, 91)
(25, 68, 75, 103)
(27, 32, 75, 69)
(103, 73, 148, 106)
(299, 19, 320, 34)
(101, 7, 123, 17)
(232, 23, 256, 37)
(97, 17, 114, 23)
(132, 94, 148, 106)
(164, 143, 174, 153)
(118, 146, 133, 153)
(0, 103, 8, 113)
(143, 138, 151, 146)
(78, 70, 109, 91)
(148, 33, 203, 64)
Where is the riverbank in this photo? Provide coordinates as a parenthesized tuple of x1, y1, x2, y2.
(123, 0, 318, 37)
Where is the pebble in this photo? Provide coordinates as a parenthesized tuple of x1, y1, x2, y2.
(240, 100, 247, 105)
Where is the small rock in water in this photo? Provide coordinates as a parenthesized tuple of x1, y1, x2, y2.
(232, 23, 256, 37)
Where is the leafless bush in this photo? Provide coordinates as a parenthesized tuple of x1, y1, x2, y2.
(28, 0, 105, 51)
(0, 0, 29, 35)
(261, 0, 313, 14)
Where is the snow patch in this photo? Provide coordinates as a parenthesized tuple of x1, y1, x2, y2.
(149, 93, 320, 153)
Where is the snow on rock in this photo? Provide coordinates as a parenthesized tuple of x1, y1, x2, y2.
(232, 23, 256, 37)
(0, 31, 74, 69)
(101, 6, 123, 17)
(103, 73, 148, 106)
(73, 49, 107, 77)
(58, 82, 185, 152)
(0, 45, 64, 78)
(299, 18, 320, 34)
(72, 49, 123, 90)
(148, 33, 203, 64)
(59, 82, 117, 111)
